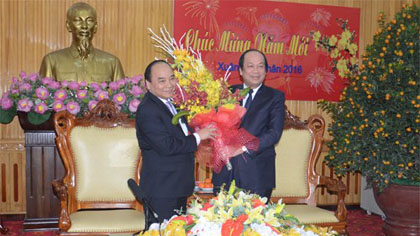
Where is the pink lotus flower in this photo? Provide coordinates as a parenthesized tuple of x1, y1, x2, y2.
(117, 80, 126, 87)
(34, 102, 48, 114)
(19, 83, 32, 92)
(101, 82, 107, 89)
(90, 83, 100, 91)
(132, 75, 143, 84)
(88, 100, 98, 111)
(28, 73, 38, 82)
(129, 99, 141, 112)
(48, 81, 61, 89)
(17, 98, 33, 112)
(11, 77, 19, 87)
(19, 71, 27, 79)
(66, 101, 80, 115)
(113, 93, 127, 105)
(54, 90, 67, 101)
(109, 82, 119, 90)
(95, 90, 109, 101)
(42, 77, 53, 85)
(61, 81, 68, 87)
(52, 101, 66, 112)
(35, 87, 50, 99)
(68, 81, 80, 90)
(1, 94, 13, 110)
(76, 90, 88, 99)
(130, 86, 143, 96)
(79, 81, 87, 87)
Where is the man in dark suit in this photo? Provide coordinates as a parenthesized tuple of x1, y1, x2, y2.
(135, 60, 217, 225)
(212, 49, 285, 201)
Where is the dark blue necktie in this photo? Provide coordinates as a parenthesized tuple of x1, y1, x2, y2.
(244, 89, 254, 110)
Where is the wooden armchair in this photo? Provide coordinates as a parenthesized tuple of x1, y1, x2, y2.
(52, 100, 145, 235)
(271, 110, 347, 234)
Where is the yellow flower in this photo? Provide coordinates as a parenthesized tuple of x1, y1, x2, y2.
(341, 29, 352, 41)
(312, 31, 321, 42)
(330, 48, 340, 59)
(245, 206, 264, 223)
(328, 35, 338, 46)
(337, 38, 348, 50)
(336, 58, 349, 77)
(243, 228, 261, 236)
(350, 57, 358, 65)
(222, 103, 236, 110)
(348, 43, 358, 55)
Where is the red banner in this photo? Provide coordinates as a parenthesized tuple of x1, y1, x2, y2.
(174, 0, 360, 101)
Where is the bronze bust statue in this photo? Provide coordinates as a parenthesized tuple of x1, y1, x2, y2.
(39, 2, 125, 82)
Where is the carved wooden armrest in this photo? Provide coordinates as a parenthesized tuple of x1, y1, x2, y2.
(52, 179, 71, 231)
(318, 175, 347, 221)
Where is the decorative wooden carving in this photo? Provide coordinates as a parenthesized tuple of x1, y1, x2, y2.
(272, 109, 347, 234)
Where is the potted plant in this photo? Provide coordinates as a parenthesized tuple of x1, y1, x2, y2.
(0, 72, 145, 128)
(314, 4, 419, 236)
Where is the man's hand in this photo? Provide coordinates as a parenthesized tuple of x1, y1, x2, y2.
(196, 125, 218, 140)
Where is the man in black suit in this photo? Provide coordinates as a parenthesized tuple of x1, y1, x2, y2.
(135, 60, 217, 225)
(212, 49, 285, 201)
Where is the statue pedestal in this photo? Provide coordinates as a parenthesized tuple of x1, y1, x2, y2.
(18, 112, 64, 231)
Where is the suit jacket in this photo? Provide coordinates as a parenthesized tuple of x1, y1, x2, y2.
(231, 84, 285, 190)
(136, 92, 197, 198)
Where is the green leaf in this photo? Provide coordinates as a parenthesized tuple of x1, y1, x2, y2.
(0, 104, 17, 124)
(239, 87, 250, 97)
(171, 110, 189, 125)
(27, 111, 52, 125)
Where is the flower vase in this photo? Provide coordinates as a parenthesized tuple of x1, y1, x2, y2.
(373, 183, 420, 236)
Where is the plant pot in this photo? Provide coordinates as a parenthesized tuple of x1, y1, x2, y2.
(17, 111, 55, 131)
(373, 183, 420, 236)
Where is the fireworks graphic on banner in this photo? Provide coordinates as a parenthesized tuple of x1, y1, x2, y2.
(311, 8, 331, 27)
(184, 0, 220, 36)
(236, 6, 258, 26)
(305, 67, 335, 94)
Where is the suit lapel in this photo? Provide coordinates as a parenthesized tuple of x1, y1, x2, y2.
(148, 92, 173, 117)
(241, 84, 268, 124)
(148, 92, 185, 135)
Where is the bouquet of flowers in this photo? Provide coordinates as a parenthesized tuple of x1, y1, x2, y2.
(0, 71, 145, 125)
(138, 181, 338, 236)
(149, 26, 258, 173)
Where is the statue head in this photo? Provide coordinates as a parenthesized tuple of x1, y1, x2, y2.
(66, 2, 97, 59)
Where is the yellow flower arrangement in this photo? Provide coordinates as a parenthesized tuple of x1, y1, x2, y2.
(138, 181, 338, 236)
(149, 26, 243, 122)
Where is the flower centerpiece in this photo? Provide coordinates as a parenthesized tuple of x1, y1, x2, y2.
(313, 4, 419, 192)
(0, 72, 145, 125)
(139, 181, 338, 236)
(149, 26, 259, 173)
